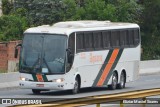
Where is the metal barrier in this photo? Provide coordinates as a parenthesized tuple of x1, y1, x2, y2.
(12, 88, 160, 107)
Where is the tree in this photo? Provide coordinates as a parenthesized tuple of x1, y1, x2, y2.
(14, 0, 64, 26)
(140, 0, 160, 60)
(79, 0, 117, 21)
(0, 15, 27, 41)
(14, 0, 142, 25)
(2, 0, 13, 15)
(141, 0, 160, 36)
(62, 0, 77, 20)
(64, 0, 142, 22)
(115, 0, 143, 23)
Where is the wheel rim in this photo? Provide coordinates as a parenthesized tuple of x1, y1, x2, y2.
(120, 73, 125, 87)
(112, 74, 117, 89)
(74, 80, 78, 93)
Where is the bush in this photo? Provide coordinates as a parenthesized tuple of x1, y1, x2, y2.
(2, 0, 13, 15)
(0, 15, 28, 41)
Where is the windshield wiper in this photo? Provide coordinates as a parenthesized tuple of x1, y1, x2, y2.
(31, 54, 41, 71)
(43, 54, 52, 73)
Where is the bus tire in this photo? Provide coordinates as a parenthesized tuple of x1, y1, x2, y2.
(117, 71, 126, 89)
(72, 78, 79, 94)
(32, 89, 41, 94)
(108, 72, 118, 90)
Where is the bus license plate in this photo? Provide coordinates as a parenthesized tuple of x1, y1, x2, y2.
(36, 84, 44, 87)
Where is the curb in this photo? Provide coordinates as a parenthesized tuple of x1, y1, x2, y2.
(0, 72, 19, 89)
(139, 68, 160, 75)
(0, 81, 19, 90)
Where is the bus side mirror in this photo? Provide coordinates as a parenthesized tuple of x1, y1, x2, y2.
(15, 44, 22, 58)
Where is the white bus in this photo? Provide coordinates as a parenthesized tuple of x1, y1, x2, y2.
(15, 21, 141, 94)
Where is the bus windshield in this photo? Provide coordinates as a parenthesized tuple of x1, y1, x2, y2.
(20, 33, 67, 74)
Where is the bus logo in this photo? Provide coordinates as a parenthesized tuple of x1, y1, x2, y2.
(36, 74, 44, 82)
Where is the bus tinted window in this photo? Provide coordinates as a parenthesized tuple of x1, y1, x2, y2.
(76, 28, 140, 53)
(120, 30, 129, 47)
(102, 31, 111, 48)
(128, 30, 134, 46)
(76, 33, 84, 51)
(68, 33, 75, 54)
(134, 29, 139, 46)
(84, 32, 93, 50)
(93, 32, 103, 49)
(111, 31, 120, 47)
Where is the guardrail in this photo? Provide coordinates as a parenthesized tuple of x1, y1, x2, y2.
(12, 88, 160, 107)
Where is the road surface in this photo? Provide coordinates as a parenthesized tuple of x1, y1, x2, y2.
(0, 73, 160, 107)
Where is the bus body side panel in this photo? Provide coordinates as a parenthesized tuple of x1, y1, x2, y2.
(70, 50, 110, 88)
(69, 45, 140, 88)
(120, 45, 140, 83)
(108, 45, 140, 84)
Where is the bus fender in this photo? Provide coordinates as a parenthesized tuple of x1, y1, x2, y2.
(73, 72, 81, 88)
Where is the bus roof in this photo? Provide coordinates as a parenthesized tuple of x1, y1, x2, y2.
(24, 21, 139, 36)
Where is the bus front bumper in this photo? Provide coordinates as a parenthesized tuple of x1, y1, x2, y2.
(19, 81, 66, 90)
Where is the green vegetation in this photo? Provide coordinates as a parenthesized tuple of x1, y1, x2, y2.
(0, 0, 160, 60)
(0, 15, 27, 41)
(2, 0, 13, 15)
(140, 0, 160, 60)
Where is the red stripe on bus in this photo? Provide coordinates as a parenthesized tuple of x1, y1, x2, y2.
(96, 49, 119, 86)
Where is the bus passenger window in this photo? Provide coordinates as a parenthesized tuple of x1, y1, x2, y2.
(128, 30, 134, 46)
(120, 30, 128, 47)
(93, 32, 103, 49)
(68, 33, 75, 54)
(111, 31, 120, 47)
(76, 33, 84, 52)
(84, 32, 93, 50)
(102, 31, 111, 48)
(134, 29, 139, 46)
(67, 33, 75, 72)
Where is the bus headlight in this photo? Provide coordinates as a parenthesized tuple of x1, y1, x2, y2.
(52, 78, 64, 83)
(20, 77, 29, 81)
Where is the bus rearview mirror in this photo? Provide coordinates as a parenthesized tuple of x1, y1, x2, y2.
(14, 44, 22, 58)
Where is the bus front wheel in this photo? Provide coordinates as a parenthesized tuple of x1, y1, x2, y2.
(72, 78, 79, 94)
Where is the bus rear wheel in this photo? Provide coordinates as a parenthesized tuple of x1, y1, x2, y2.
(108, 72, 118, 90)
(72, 78, 80, 94)
(117, 72, 125, 89)
(32, 89, 41, 94)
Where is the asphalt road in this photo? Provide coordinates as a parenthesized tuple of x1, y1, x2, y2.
(0, 73, 160, 106)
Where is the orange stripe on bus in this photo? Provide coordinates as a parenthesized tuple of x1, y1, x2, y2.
(96, 49, 119, 86)
(36, 74, 44, 82)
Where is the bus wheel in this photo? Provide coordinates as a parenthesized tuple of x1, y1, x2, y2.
(72, 78, 79, 94)
(32, 89, 41, 94)
(117, 72, 125, 89)
(108, 72, 118, 90)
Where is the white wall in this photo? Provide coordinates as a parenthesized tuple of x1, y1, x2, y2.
(140, 60, 160, 69)
(140, 60, 160, 74)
